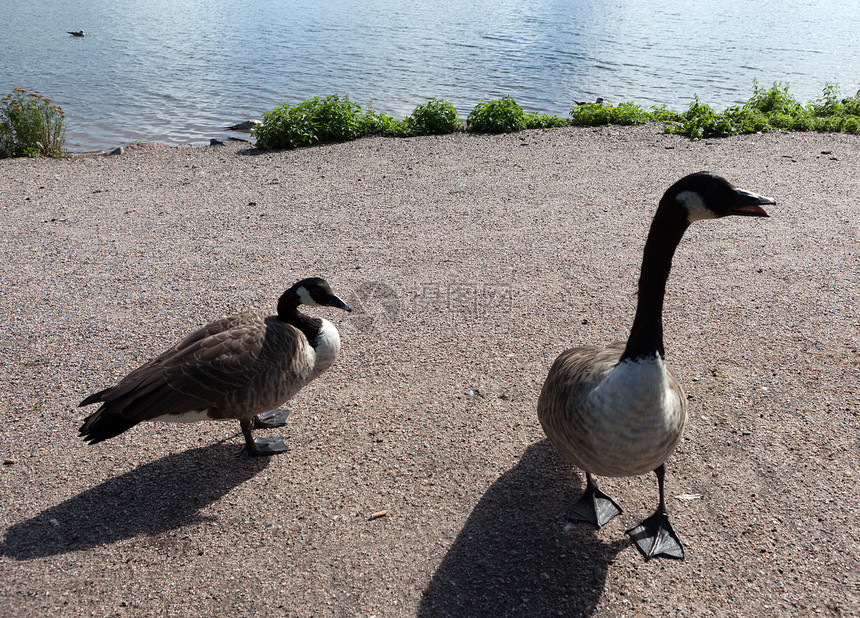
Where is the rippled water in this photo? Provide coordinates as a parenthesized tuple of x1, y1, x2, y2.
(2, 0, 858, 151)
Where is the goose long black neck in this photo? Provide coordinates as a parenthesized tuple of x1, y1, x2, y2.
(620, 204, 689, 362)
(277, 292, 324, 346)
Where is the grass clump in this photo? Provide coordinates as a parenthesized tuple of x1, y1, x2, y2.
(807, 83, 860, 133)
(254, 95, 369, 149)
(360, 103, 409, 137)
(666, 83, 804, 138)
(404, 98, 462, 135)
(467, 97, 528, 133)
(467, 96, 568, 133)
(570, 101, 660, 126)
(253, 83, 860, 150)
(0, 88, 67, 158)
(566, 82, 859, 139)
(524, 112, 570, 129)
(254, 95, 467, 149)
(666, 82, 860, 138)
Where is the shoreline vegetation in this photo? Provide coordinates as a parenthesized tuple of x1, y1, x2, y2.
(2, 82, 859, 159)
(253, 82, 860, 150)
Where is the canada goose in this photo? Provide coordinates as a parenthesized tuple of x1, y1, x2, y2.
(79, 277, 352, 456)
(538, 172, 773, 560)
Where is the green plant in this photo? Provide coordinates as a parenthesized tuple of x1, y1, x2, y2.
(667, 95, 732, 139)
(648, 105, 682, 122)
(808, 83, 860, 134)
(253, 94, 368, 149)
(0, 88, 66, 158)
(569, 100, 653, 126)
(361, 103, 409, 137)
(524, 112, 569, 129)
(664, 82, 860, 138)
(405, 98, 462, 135)
(467, 96, 528, 133)
(253, 83, 860, 150)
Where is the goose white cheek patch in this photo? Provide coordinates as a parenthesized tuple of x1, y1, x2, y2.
(677, 190, 716, 223)
(296, 286, 320, 306)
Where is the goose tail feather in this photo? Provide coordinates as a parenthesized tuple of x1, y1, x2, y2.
(78, 407, 140, 444)
(79, 388, 110, 407)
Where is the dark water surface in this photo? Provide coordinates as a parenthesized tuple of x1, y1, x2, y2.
(2, 0, 857, 151)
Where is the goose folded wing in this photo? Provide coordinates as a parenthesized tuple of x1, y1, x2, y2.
(97, 324, 270, 421)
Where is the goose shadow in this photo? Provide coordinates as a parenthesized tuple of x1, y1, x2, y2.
(0, 443, 269, 560)
(418, 440, 627, 617)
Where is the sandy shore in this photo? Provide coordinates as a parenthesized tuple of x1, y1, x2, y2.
(0, 126, 858, 616)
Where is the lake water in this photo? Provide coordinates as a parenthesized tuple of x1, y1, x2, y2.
(2, 0, 858, 152)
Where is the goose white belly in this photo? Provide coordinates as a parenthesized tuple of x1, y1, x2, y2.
(152, 410, 218, 423)
(540, 354, 687, 477)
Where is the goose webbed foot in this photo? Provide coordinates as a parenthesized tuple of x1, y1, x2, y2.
(567, 473, 623, 528)
(240, 418, 290, 457)
(246, 436, 290, 456)
(252, 408, 291, 429)
(626, 464, 685, 560)
(626, 509, 685, 560)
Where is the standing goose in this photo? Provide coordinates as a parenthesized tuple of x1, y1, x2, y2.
(538, 172, 773, 560)
(79, 277, 352, 456)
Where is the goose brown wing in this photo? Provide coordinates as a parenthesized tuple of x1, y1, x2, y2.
(82, 312, 298, 421)
(542, 342, 625, 394)
(538, 342, 625, 432)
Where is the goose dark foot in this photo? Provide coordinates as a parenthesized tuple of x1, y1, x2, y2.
(246, 436, 290, 457)
(626, 510, 685, 560)
(567, 474, 623, 528)
(240, 418, 290, 457)
(253, 408, 291, 429)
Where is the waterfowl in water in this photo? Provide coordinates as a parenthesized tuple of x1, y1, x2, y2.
(67, 30, 85, 37)
(79, 277, 352, 456)
(538, 172, 773, 560)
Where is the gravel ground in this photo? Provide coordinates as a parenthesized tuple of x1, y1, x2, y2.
(0, 126, 857, 617)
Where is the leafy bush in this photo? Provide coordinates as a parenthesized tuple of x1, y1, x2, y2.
(0, 88, 66, 158)
(807, 84, 860, 134)
(254, 94, 371, 149)
(665, 96, 729, 139)
(563, 83, 859, 138)
(253, 83, 860, 150)
(663, 82, 860, 138)
(467, 97, 528, 133)
(569, 101, 653, 126)
(361, 104, 409, 137)
(253, 95, 418, 149)
(524, 112, 569, 129)
(405, 98, 461, 135)
(649, 105, 683, 122)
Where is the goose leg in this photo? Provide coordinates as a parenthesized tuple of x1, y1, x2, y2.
(626, 464, 685, 560)
(567, 472, 623, 528)
(240, 418, 290, 456)
(252, 408, 291, 429)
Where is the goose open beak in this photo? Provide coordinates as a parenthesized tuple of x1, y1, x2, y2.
(731, 188, 774, 217)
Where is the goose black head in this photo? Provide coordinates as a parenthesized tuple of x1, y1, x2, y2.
(665, 171, 774, 224)
(278, 277, 353, 316)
